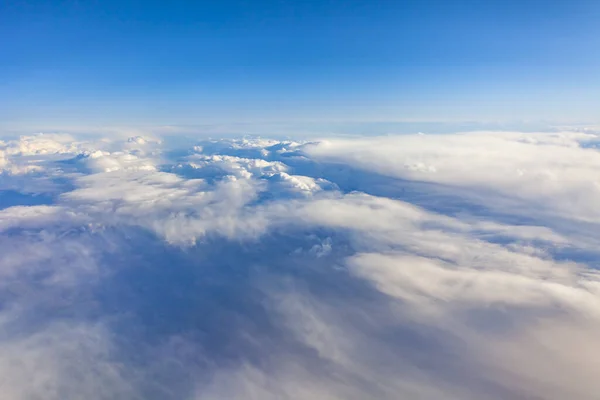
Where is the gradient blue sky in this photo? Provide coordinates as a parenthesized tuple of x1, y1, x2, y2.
(1, 0, 599, 132)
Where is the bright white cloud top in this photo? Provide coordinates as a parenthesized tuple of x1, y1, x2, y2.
(1, 130, 600, 399)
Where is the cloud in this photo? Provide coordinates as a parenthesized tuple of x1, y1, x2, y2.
(304, 131, 600, 223)
(1, 130, 600, 399)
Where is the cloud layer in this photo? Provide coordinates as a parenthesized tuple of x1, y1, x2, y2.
(1, 130, 600, 399)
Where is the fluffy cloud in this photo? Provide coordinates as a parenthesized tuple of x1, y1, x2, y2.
(1, 130, 599, 399)
(304, 131, 600, 224)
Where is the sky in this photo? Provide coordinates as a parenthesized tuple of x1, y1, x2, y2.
(1, 0, 599, 133)
(4, 3, 600, 398)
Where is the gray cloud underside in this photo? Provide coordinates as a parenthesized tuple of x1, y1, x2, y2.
(1, 131, 600, 399)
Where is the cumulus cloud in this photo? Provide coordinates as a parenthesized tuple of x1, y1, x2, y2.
(1, 130, 599, 399)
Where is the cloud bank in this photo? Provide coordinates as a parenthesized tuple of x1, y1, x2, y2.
(1, 130, 600, 399)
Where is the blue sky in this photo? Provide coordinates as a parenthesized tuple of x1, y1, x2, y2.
(1, 0, 599, 132)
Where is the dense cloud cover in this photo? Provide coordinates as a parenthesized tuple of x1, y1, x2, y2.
(1, 130, 600, 399)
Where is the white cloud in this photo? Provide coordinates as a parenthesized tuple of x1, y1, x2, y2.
(0, 322, 138, 400)
(178, 153, 288, 180)
(1, 130, 600, 399)
(304, 131, 600, 224)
